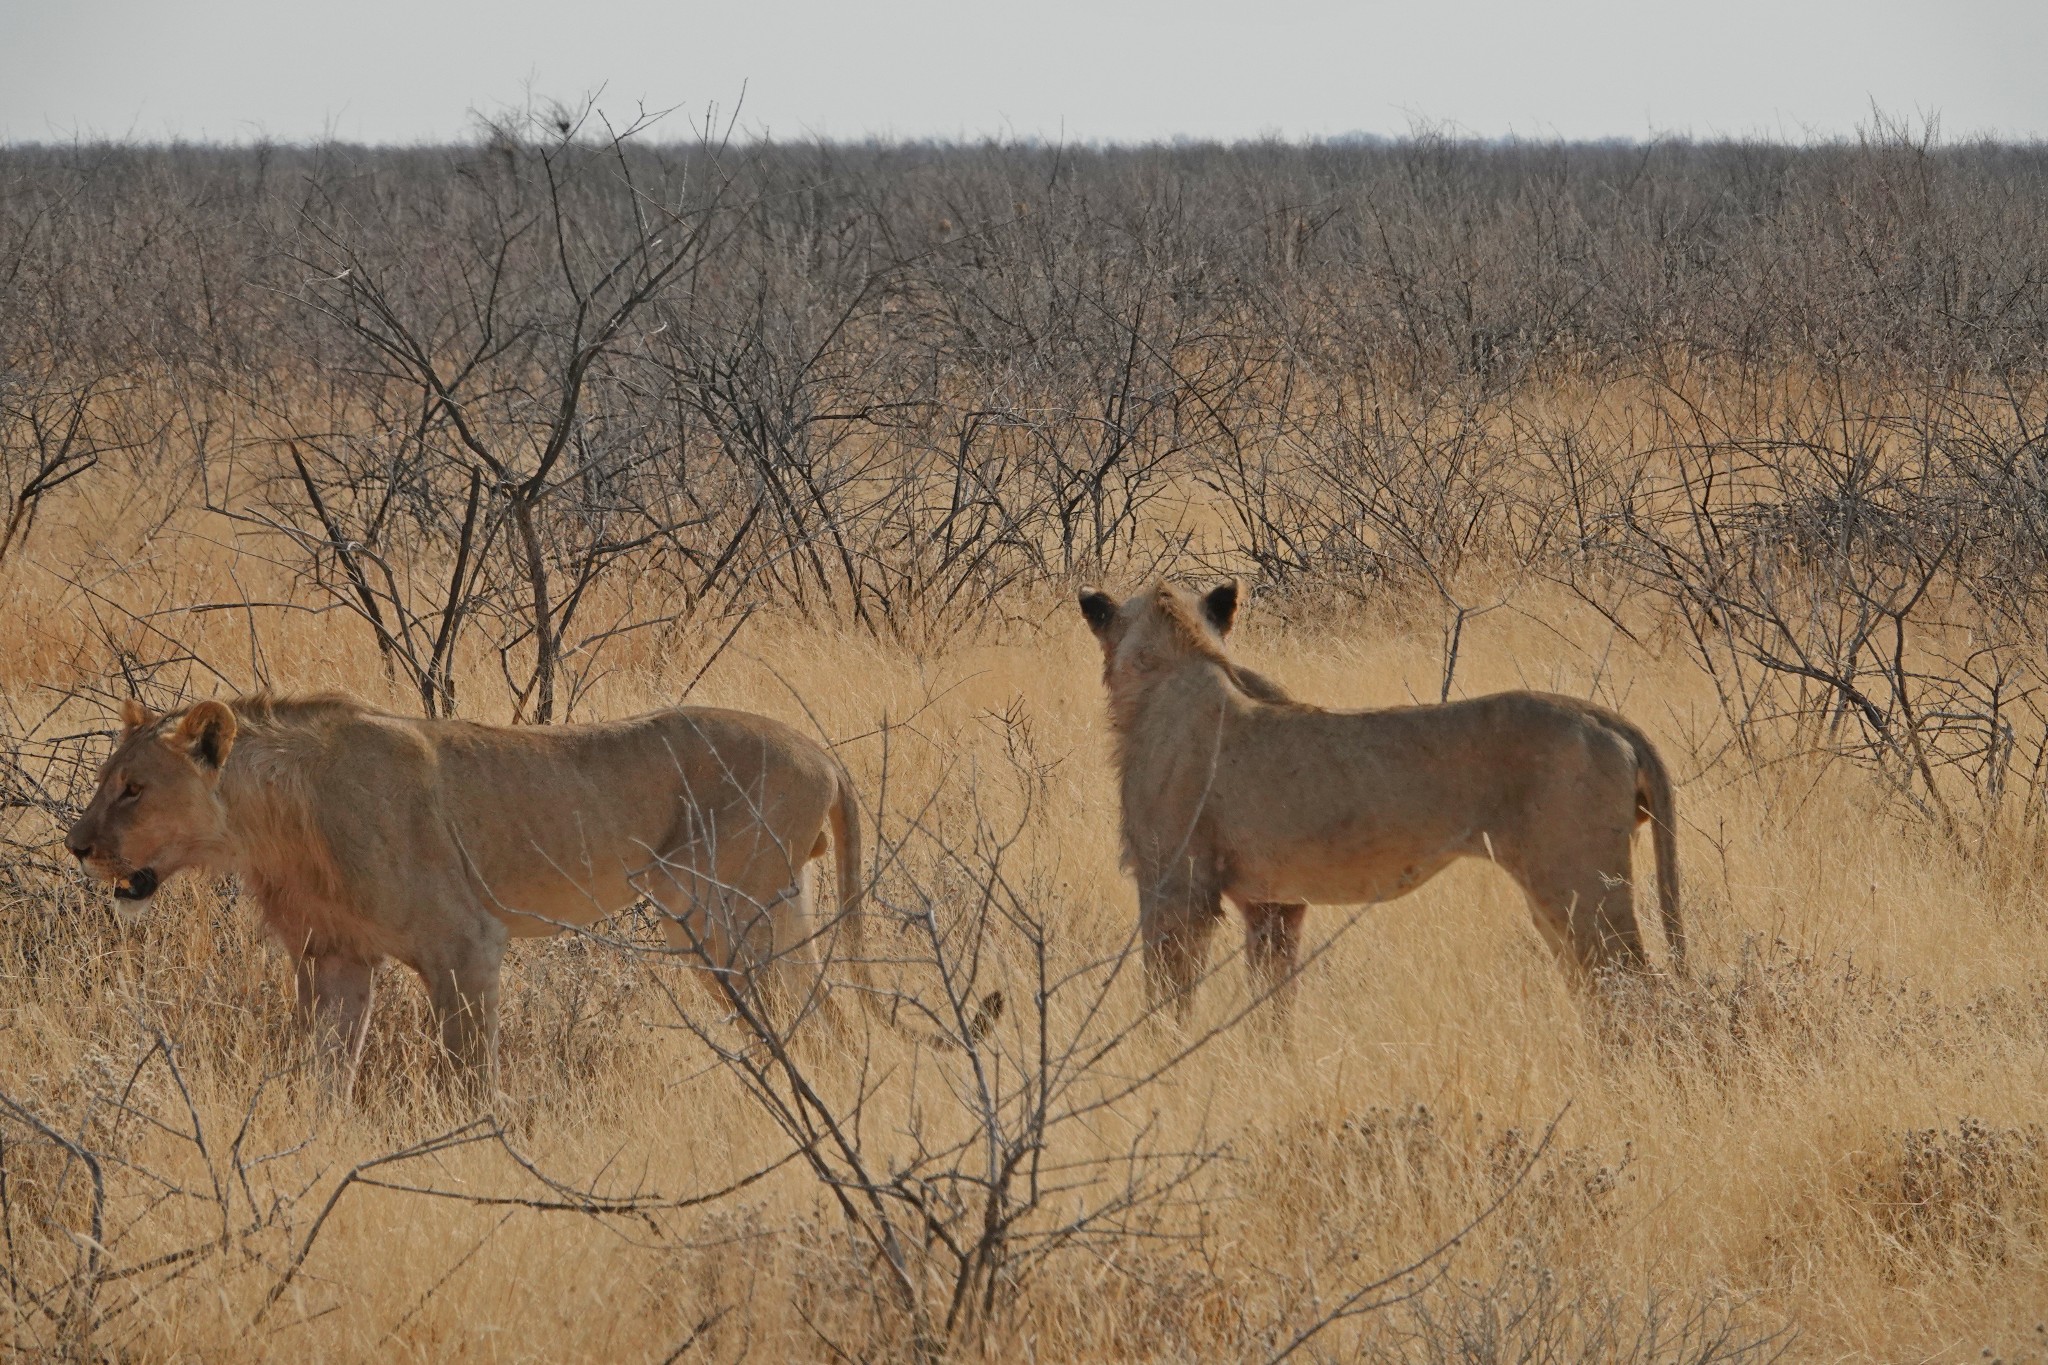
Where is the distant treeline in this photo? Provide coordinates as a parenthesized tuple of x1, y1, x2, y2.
(5, 127, 2048, 385)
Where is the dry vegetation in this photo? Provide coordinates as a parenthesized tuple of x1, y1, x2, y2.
(4, 109, 2048, 1360)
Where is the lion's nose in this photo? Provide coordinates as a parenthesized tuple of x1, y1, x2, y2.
(65, 833, 92, 861)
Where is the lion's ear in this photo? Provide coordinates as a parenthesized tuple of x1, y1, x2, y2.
(1079, 590, 1117, 637)
(1202, 580, 1241, 636)
(174, 701, 237, 770)
(119, 699, 155, 736)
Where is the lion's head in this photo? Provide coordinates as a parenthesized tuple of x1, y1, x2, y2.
(1079, 579, 1239, 683)
(1079, 579, 1239, 664)
(1079, 580, 1298, 717)
(66, 699, 239, 919)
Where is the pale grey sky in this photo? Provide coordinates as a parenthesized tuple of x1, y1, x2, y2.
(3, 0, 2044, 145)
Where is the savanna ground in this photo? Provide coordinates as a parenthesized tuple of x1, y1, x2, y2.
(5, 116, 2048, 1360)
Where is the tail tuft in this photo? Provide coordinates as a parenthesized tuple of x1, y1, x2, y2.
(963, 990, 1005, 1045)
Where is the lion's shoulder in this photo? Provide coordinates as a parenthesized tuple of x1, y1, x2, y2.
(225, 690, 379, 731)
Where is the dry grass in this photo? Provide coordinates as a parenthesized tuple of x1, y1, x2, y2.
(4, 472, 2048, 1363)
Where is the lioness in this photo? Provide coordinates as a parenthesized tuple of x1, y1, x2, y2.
(65, 693, 885, 1093)
(1079, 581, 1683, 1022)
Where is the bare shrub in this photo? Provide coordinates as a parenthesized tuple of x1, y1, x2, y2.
(1851, 1117, 2048, 1267)
(1380, 1250, 1789, 1365)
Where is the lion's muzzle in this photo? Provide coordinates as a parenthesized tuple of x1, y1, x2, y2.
(67, 824, 156, 899)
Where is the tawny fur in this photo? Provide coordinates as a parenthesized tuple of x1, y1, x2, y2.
(1079, 581, 1684, 1024)
(66, 693, 887, 1094)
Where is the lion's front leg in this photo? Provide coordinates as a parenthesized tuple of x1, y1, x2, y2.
(1241, 901, 1308, 1032)
(1138, 868, 1223, 1026)
(419, 942, 504, 1098)
(387, 853, 508, 1098)
(294, 956, 376, 1101)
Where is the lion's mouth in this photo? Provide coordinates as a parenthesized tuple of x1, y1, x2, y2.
(113, 868, 159, 901)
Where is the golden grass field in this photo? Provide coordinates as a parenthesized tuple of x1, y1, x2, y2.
(4, 468, 2048, 1363)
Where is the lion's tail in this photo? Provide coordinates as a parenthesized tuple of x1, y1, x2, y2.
(826, 760, 880, 1016)
(827, 763, 1003, 1048)
(1630, 729, 1685, 975)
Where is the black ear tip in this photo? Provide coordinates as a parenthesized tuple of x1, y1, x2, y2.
(1202, 580, 1241, 630)
(1079, 590, 1115, 630)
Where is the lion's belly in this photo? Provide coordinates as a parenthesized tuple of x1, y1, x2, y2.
(1225, 850, 1459, 906)
(1219, 814, 1474, 908)
(451, 811, 667, 936)
(481, 862, 647, 937)
(459, 816, 810, 938)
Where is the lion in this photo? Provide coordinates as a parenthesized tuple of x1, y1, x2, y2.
(64, 693, 949, 1094)
(1078, 581, 1683, 1023)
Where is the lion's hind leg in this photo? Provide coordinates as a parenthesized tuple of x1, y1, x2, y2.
(641, 853, 838, 1044)
(726, 861, 849, 1042)
(1508, 826, 1648, 987)
(759, 861, 851, 1042)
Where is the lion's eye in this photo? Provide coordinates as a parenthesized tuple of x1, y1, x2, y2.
(118, 783, 142, 804)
